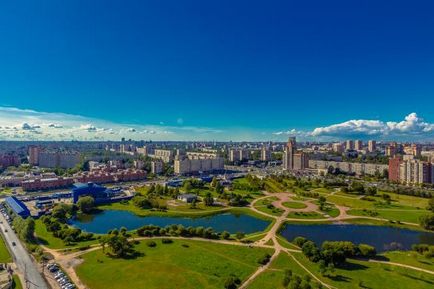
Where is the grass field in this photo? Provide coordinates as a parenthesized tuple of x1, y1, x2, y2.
(0, 235, 11, 263)
(291, 252, 434, 289)
(382, 251, 434, 272)
(76, 239, 274, 289)
(287, 211, 325, 219)
(253, 197, 284, 216)
(282, 201, 307, 209)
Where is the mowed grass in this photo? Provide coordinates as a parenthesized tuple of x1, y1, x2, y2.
(382, 251, 434, 272)
(282, 201, 307, 209)
(0, 235, 12, 263)
(287, 211, 325, 219)
(292, 252, 434, 289)
(254, 197, 284, 216)
(76, 239, 274, 289)
(326, 194, 430, 223)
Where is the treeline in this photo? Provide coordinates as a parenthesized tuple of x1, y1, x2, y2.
(12, 217, 35, 243)
(136, 224, 232, 240)
(412, 244, 434, 258)
(40, 215, 95, 245)
(294, 237, 376, 268)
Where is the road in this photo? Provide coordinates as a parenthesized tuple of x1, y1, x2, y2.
(0, 213, 49, 289)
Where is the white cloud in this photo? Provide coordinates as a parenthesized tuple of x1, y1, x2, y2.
(310, 113, 434, 140)
(0, 106, 225, 141)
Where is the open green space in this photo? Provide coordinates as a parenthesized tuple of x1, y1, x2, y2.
(0, 235, 12, 263)
(291, 252, 434, 289)
(76, 239, 274, 289)
(348, 208, 429, 223)
(282, 201, 307, 209)
(382, 251, 434, 272)
(253, 197, 284, 216)
(287, 211, 325, 219)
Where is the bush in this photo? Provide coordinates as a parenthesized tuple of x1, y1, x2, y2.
(419, 214, 434, 231)
(258, 253, 271, 265)
(161, 238, 173, 244)
(293, 236, 308, 248)
(358, 244, 376, 258)
(146, 240, 157, 247)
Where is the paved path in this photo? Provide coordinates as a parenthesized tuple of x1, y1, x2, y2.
(0, 213, 49, 289)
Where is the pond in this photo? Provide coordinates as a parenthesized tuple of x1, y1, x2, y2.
(70, 209, 270, 235)
(280, 223, 434, 252)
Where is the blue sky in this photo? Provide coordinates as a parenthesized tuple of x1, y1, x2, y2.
(0, 0, 433, 141)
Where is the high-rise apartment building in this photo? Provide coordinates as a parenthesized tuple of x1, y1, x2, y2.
(388, 157, 402, 182)
(261, 146, 271, 161)
(28, 145, 40, 165)
(368, 140, 376, 152)
(332, 143, 344, 153)
(354, 140, 363, 151)
(283, 137, 296, 170)
(398, 160, 432, 185)
(345, 140, 354, 150)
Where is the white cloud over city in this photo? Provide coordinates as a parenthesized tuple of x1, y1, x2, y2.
(273, 113, 434, 141)
(0, 107, 222, 141)
(0, 107, 433, 141)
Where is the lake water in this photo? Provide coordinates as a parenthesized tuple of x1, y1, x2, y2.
(280, 223, 434, 252)
(70, 209, 270, 234)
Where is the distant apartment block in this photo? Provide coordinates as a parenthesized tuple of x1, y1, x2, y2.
(368, 140, 376, 152)
(309, 160, 388, 176)
(38, 151, 81, 169)
(151, 161, 163, 175)
(0, 154, 20, 168)
(261, 146, 271, 161)
(174, 152, 224, 174)
(354, 140, 363, 151)
(151, 149, 174, 163)
(345, 140, 354, 151)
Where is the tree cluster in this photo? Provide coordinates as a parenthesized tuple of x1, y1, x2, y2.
(282, 270, 323, 289)
(295, 237, 376, 267)
(136, 224, 227, 240)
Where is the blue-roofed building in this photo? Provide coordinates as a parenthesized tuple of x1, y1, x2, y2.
(5, 196, 30, 218)
(72, 182, 112, 203)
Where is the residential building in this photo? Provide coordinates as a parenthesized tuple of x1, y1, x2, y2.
(151, 149, 174, 163)
(261, 146, 271, 161)
(388, 157, 402, 182)
(345, 140, 354, 151)
(28, 145, 40, 165)
(354, 140, 363, 151)
(38, 151, 81, 169)
(283, 137, 296, 170)
(399, 160, 432, 185)
(174, 152, 224, 174)
(151, 161, 163, 175)
(0, 154, 20, 168)
(309, 160, 388, 176)
(368, 140, 376, 152)
(332, 143, 344, 153)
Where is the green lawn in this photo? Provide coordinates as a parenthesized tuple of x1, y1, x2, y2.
(76, 239, 274, 289)
(348, 208, 429, 223)
(254, 197, 284, 216)
(282, 201, 307, 209)
(382, 251, 434, 272)
(0, 235, 12, 263)
(291, 252, 434, 289)
(287, 211, 325, 219)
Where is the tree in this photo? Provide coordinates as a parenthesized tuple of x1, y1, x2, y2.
(106, 232, 134, 258)
(224, 275, 241, 289)
(235, 232, 245, 240)
(77, 196, 95, 213)
(420, 213, 434, 231)
(221, 231, 230, 240)
(318, 196, 326, 211)
(204, 192, 214, 206)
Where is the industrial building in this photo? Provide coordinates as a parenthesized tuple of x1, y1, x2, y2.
(5, 196, 30, 218)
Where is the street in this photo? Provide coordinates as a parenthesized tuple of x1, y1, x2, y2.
(0, 213, 49, 289)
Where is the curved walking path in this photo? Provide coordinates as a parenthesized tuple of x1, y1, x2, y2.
(368, 259, 434, 275)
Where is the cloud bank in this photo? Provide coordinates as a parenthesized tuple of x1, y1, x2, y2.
(0, 107, 222, 141)
(0, 107, 433, 141)
(275, 113, 434, 141)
